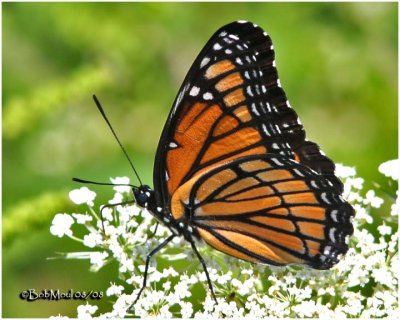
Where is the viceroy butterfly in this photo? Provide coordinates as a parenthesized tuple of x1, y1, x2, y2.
(84, 21, 355, 305)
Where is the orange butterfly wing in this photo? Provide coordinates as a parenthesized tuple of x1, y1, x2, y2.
(154, 21, 342, 209)
(153, 21, 353, 269)
(170, 154, 353, 269)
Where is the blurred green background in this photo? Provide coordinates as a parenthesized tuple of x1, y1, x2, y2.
(2, 2, 397, 317)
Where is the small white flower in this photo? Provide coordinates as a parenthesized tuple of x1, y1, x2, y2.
(77, 303, 98, 317)
(346, 177, 364, 190)
(50, 213, 74, 237)
(106, 283, 124, 296)
(364, 190, 384, 208)
(83, 232, 103, 248)
(162, 281, 171, 291)
(99, 206, 113, 221)
(89, 251, 108, 269)
(173, 281, 191, 299)
(111, 294, 132, 318)
(109, 192, 124, 205)
(72, 213, 92, 224)
(216, 271, 232, 285)
(119, 255, 134, 273)
(109, 239, 124, 259)
(69, 187, 96, 206)
(292, 300, 317, 317)
(180, 301, 194, 318)
(378, 159, 399, 180)
(335, 164, 356, 178)
(111, 176, 132, 193)
(159, 304, 173, 318)
(377, 224, 392, 236)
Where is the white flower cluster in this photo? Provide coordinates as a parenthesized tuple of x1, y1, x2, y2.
(50, 161, 399, 318)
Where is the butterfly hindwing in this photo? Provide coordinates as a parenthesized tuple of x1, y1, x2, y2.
(154, 21, 342, 211)
(171, 154, 353, 269)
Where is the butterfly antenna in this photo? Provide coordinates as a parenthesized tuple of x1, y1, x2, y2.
(92, 95, 143, 186)
(72, 177, 136, 189)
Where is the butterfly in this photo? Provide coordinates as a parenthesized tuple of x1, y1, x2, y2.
(92, 20, 354, 305)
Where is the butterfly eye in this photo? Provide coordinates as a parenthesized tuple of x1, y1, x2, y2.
(134, 185, 152, 207)
(133, 190, 146, 207)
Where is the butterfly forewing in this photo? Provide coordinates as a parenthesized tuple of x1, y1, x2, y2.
(154, 21, 342, 210)
(152, 21, 354, 271)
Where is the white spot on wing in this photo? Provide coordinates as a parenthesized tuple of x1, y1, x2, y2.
(213, 43, 222, 50)
(270, 157, 284, 166)
(219, 31, 227, 37)
(293, 168, 305, 177)
(223, 37, 233, 44)
(331, 209, 338, 223)
(237, 20, 247, 24)
(261, 85, 267, 93)
(262, 124, 270, 136)
(203, 92, 214, 100)
(229, 34, 239, 40)
(310, 180, 319, 189)
(324, 246, 332, 255)
(236, 57, 243, 65)
(200, 56, 210, 68)
(189, 86, 200, 96)
(329, 228, 336, 242)
(225, 49, 232, 54)
(169, 142, 178, 149)
(251, 103, 260, 116)
(244, 71, 250, 79)
(246, 86, 253, 97)
(321, 192, 331, 205)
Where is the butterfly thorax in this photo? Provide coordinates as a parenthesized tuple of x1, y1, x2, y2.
(133, 185, 199, 241)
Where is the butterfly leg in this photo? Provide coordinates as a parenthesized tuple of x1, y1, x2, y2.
(146, 222, 160, 240)
(99, 200, 135, 236)
(130, 234, 176, 309)
(189, 239, 218, 304)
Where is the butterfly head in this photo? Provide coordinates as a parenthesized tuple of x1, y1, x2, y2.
(133, 185, 154, 209)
